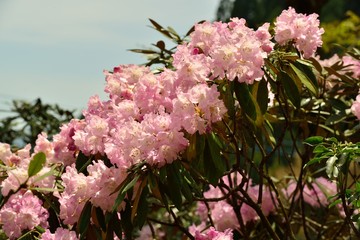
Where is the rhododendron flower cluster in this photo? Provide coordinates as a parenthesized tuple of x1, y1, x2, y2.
(0, 190, 49, 239)
(285, 177, 338, 208)
(274, 7, 324, 58)
(195, 173, 277, 231)
(41, 228, 79, 240)
(179, 18, 273, 84)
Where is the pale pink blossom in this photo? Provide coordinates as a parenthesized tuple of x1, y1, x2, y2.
(58, 165, 90, 225)
(274, 7, 324, 58)
(0, 190, 48, 239)
(41, 228, 79, 240)
(285, 177, 337, 208)
(352, 94, 360, 120)
(194, 227, 233, 240)
(87, 161, 127, 211)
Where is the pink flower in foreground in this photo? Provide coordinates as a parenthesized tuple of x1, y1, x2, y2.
(41, 228, 79, 240)
(189, 18, 271, 84)
(274, 7, 324, 58)
(352, 94, 360, 120)
(87, 161, 128, 212)
(0, 190, 48, 239)
(58, 165, 90, 225)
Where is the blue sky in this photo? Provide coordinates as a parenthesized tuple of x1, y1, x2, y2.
(0, 0, 220, 117)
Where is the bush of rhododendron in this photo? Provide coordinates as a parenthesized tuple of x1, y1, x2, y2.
(1, 7, 360, 239)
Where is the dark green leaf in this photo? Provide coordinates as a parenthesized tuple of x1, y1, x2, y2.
(325, 112, 347, 126)
(121, 201, 134, 239)
(28, 152, 46, 177)
(112, 175, 139, 212)
(279, 71, 300, 108)
(222, 82, 236, 118)
(165, 164, 183, 209)
(234, 81, 257, 120)
(106, 211, 122, 240)
(76, 151, 92, 175)
(95, 207, 106, 232)
(256, 79, 269, 115)
(78, 201, 92, 239)
(129, 49, 158, 54)
(148, 18, 173, 39)
(135, 187, 149, 228)
(328, 99, 349, 111)
(203, 133, 226, 185)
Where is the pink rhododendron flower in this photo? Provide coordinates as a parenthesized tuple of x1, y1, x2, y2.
(198, 173, 276, 231)
(0, 143, 13, 166)
(343, 55, 360, 78)
(58, 165, 90, 224)
(87, 160, 128, 211)
(274, 7, 324, 58)
(188, 18, 271, 84)
(41, 228, 79, 240)
(194, 227, 233, 240)
(352, 94, 360, 120)
(0, 190, 49, 239)
(52, 119, 85, 166)
(285, 177, 337, 208)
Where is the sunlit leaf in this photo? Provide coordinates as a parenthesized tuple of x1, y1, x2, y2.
(28, 152, 46, 177)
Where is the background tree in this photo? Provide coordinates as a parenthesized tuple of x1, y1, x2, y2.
(0, 98, 75, 148)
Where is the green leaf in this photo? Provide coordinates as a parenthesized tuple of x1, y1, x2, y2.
(313, 144, 328, 154)
(28, 152, 46, 177)
(329, 198, 342, 208)
(325, 112, 347, 125)
(222, 81, 236, 119)
(279, 71, 300, 108)
(290, 63, 318, 96)
(256, 79, 269, 115)
(165, 164, 183, 209)
(304, 157, 324, 168)
(135, 187, 149, 228)
(203, 133, 226, 185)
(78, 201, 92, 239)
(234, 81, 256, 120)
(76, 151, 92, 175)
(95, 207, 106, 232)
(304, 136, 324, 146)
(112, 175, 139, 212)
(129, 49, 158, 54)
(106, 211, 122, 240)
(295, 60, 319, 93)
(121, 201, 134, 239)
(328, 99, 349, 111)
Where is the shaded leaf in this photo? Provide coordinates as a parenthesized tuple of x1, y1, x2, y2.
(280, 71, 301, 108)
(78, 201, 92, 239)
